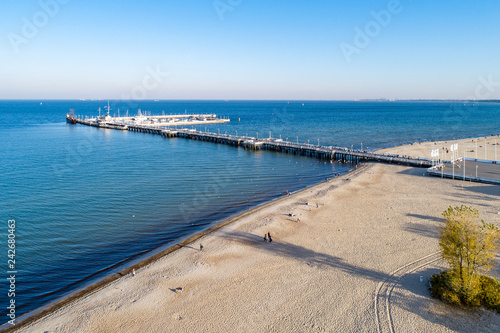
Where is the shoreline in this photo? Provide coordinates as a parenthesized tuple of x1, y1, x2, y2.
(2, 165, 364, 332)
(7, 135, 500, 332)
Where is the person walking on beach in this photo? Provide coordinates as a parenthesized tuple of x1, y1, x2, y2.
(132, 269, 136, 277)
(263, 234, 267, 241)
(200, 244, 203, 251)
(267, 232, 272, 242)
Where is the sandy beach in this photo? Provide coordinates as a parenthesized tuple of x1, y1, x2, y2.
(12, 136, 500, 333)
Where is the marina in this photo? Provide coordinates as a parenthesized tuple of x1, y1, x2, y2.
(67, 109, 230, 129)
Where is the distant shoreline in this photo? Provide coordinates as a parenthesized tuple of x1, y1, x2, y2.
(0, 98, 499, 103)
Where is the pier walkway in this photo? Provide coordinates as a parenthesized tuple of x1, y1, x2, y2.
(427, 159, 500, 185)
(75, 118, 432, 167)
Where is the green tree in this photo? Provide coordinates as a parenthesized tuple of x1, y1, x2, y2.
(439, 205, 500, 305)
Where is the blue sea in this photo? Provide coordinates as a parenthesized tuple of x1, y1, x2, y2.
(1, 100, 499, 321)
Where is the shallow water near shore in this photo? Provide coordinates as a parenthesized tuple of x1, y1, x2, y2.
(0, 100, 498, 319)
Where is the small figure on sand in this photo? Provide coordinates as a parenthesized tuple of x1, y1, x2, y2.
(132, 269, 136, 277)
(200, 244, 203, 251)
(286, 190, 288, 196)
(297, 217, 300, 223)
(263, 234, 267, 241)
(316, 203, 319, 208)
(268, 232, 272, 243)
(175, 287, 183, 293)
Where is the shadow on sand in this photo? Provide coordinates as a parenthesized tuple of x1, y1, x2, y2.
(407, 213, 444, 223)
(457, 185, 500, 198)
(222, 230, 389, 282)
(402, 222, 440, 240)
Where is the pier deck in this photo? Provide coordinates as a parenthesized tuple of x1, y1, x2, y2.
(72, 116, 432, 167)
(427, 159, 500, 185)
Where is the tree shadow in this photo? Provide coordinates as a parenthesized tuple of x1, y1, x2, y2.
(221, 231, 389, 282)
(407, 213, 444, 223)
(444, 193, 493, 208)
(448, 189, 499, 203)
(402, 222, 439, 239)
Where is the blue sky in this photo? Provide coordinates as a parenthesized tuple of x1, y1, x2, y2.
(1, 0, 499, 100)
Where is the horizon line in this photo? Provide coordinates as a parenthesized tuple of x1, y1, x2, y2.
(1, 98, 499, 102)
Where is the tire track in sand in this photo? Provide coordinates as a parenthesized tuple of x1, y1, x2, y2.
(374, 252, 441, 333)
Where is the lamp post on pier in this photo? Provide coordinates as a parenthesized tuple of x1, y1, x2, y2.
(485, 138, 487, 160)
(463, 150, 466, 182)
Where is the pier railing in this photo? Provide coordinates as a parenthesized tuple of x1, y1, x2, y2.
(127, 124, 432, 167)
(72, 117, 432, 167)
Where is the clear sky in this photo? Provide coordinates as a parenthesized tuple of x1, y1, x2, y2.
(1, 0, 499, 100)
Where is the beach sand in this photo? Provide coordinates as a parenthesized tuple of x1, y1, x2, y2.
(13, 137, 500, 333)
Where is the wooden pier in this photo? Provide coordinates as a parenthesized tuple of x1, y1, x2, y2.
(72, 118, 432, 167)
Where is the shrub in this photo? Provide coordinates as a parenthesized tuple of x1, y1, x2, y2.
(431, 271, 500, 313)
(431, 271, 462, 306)
(480, 275, 500, 312)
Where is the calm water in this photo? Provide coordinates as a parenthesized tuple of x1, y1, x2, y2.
(1, 100, 498, 320)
